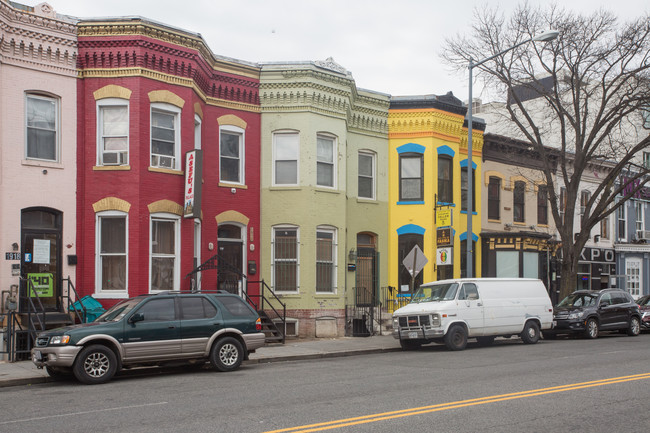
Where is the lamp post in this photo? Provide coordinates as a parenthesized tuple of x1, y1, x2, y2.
(465, 30, 559, 278)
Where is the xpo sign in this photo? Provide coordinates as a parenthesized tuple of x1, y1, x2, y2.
(579, 247, 615, 264)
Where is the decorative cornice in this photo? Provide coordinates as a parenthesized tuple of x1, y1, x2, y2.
(388, 109, 466, 142)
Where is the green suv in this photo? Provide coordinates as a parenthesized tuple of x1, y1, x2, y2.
(31, 292, 265, 384)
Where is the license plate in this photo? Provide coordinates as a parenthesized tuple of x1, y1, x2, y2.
(408, 331, 419, 339)
(33, 350, 42, 361)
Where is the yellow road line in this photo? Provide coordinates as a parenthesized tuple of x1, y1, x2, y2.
(263, 372, 650, 433)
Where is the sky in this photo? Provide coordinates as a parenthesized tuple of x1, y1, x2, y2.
(24, 0, 649, 101)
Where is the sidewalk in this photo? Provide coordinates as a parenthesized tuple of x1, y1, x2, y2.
(0, 335, 401, 388)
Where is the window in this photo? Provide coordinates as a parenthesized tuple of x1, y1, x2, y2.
(487, 176, 501, 220)
(537, 185, 548, 225)
(560, 187, 567, 224)
(635, 201, 645, 239)
(97, 213, 127, 293)
(626, 258, 641, 297)
(150, 215, 180, 291)
(220, 296, 254, 317)
(398, 234, 423, 290)
(461, 167, 476, 212)
(460, 240, 476, 278)
(399, 154, 423, 201)
(98, 99, 129, 166)
(26, 94, 58, 161)
(642, 107, 650, 129)
(137, 298, 176, 321)
(644, 151, 650, 169)
(151, 104, 180, 170)
(600, 215, 609, 240)
(438, 156, 452, 203)
(180, 296, 217, 320)
(316, 228, 337, 293)
(618, 203, 627, 240)
(273, 227, 299, 292)
(194, 115, 202, 150)
(317, 135, 335, 188)
(580, 190, 591, 228)
(513, 181, 526, 223)
(220, 126, 244, 184)
(358, 151, 375, 199)
(273, 132, 299, 185)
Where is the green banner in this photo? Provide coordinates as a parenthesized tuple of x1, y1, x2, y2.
(28, 273, 54, 297)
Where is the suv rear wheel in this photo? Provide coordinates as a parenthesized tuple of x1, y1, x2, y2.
(627, 316, 641, 336)
(73, 344, 118, 385)
(210, 337, 244, 372)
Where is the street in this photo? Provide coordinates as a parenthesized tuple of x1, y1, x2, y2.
(2, 334, 650, 433)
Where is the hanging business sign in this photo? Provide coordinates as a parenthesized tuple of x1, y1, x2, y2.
(437, 227, 452, 246)
(184, 149, 203, 219)
(436, 247, 453, 266)
(436, 208, 452, 227)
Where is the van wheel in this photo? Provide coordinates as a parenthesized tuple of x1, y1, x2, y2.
(627, 317, 641, 336)
(585, 318, 599, 339)
(400, 339, 422, 350)
(476, 336, 495, 346)
(73, 345, 117, 385)
(521, 321, 540, 344)
(210, 337, 243, 372)
(444, 325, 467, 351)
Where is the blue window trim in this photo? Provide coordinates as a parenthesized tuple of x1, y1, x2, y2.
(437, 145, 455, 157)
(460, 210, 478, 215)
(460, 159, 477, 169)
(397, 201, 425, 205)
(459, 232, 479, 242)
(397, 224, 426, 236)
(397, 143, 425, 155)
(436, 201, 456, 207)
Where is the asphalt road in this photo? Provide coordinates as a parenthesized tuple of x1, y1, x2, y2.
(2, 333, 650, 433)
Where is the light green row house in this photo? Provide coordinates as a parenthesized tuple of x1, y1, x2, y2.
(259, 58, 389, 338)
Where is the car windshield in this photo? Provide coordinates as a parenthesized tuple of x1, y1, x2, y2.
(636, 295, 650, 307)
(411, 283, 459, 303)
(95, 298, 141, 322)
(558, 293, 597, 308)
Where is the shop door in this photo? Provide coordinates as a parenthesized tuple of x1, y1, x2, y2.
(217, 224, 244, 295)
(21, 208, 62, 311)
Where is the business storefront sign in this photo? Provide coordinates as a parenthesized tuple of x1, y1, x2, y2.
(184, 149, 203, 219)
(437, 247, 453, 266)
(437, 227, 452, 246)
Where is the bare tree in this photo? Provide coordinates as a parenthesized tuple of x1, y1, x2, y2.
(442, 4, 650, 299)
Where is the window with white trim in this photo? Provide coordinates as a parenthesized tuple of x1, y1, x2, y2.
(272, 226, 299, 292)
(150, 214, 180, 291)
(26, 93, 59, 161)
(150, 103, 181, 170)
(644, 151, 650, 169)
(635, 201, 645, 239)
(96, 212, 128, 294)
(98, 98, 129, 166)
(618, 202, 627, 240)
(194, 114, 202, 150)
(220, 125, 245, 184)
(316, 227, 337, 293)
(626, 258, 641, 297)
(273, 132, 299, 185)
(358, 151, 375, 199)
(317, 134, 335, 188)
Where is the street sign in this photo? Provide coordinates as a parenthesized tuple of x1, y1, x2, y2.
(402, 245, 428, 277)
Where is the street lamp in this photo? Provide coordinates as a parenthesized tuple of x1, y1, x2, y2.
(465, 29, 559, 278)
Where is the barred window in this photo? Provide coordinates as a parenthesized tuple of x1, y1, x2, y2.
(273, 227, 298, 292)
(316, 228, 337, 293)
(513, 181, 526, 223)
(488, 176, 501, 220)
(537, 185, 548, 225)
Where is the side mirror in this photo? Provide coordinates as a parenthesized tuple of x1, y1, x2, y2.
(129, 312, 144, 323)
(599, 301, 610, 308)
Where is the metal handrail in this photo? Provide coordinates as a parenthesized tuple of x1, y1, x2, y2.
(246, 280, 286, 343)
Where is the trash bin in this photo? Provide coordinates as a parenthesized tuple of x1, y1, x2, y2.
(69, 296, 105, 323)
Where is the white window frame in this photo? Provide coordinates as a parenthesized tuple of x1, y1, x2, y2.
(219, 124, 245, 185)
(643, 151, 650, 169)
(272, 225, 300, 293)
(149, 213, 181, 292)
(618, 202, 627, 241)
(25, 93, 59, 162)
(194, 114, 202, 150)
(316, 134, 336, 188)
(97, 98, 129, 166)
(316, 226, 337, 294)
(150, 103, 181, 170)
(272, 131, 299, 186)
(95, 211, 129, 299)
(358, 151, 376, 200)
(635, 201, 645, 239)
(626, 258, 642, 298)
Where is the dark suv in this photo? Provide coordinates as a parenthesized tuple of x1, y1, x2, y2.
(636, 295, 650, 331)
(544, 289, 641, 339)
(31, 292, 265, 384)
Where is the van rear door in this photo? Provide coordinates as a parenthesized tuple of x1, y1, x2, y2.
(458, 283, 484, 336)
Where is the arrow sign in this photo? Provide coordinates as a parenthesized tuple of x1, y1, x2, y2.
(402, 245, 428, 278)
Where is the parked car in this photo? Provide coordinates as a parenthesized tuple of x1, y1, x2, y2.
(31, 292, 265, 384)
(392, 278, 553, 351)
(544, 289, 641, 339)
(636, 294, 650, 331)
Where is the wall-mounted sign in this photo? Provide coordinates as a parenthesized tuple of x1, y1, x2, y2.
(5, 252, 20, 260)
(436, 208, 452, 227)
(28, 273, 54, 297)
(437, 228, 452, 246)
(184, 149, 203, 219)
(33, 239, 50, 264)
(436, 247, 453, 266)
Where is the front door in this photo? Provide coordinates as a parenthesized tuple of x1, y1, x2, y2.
(21, 208, 62, 312)
(217, 224, 244, 295)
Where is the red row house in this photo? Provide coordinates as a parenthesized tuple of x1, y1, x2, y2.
(75, 18, 261, 307)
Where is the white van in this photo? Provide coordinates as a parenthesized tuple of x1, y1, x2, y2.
(392, 278, 553, 351)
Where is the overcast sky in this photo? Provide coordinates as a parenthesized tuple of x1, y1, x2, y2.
(27, 0, 649, 101)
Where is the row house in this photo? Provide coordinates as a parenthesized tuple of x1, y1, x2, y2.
(75, 17, 261, 306)
(0, 1, 77, 315)
(387, 93, 484, 292)
(259, 59, 390, 338)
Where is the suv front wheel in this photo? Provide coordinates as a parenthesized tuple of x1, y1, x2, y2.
(627, 316, 641, 336)
(73, 344, 118, 385)
(210, 337, 244, 372)
(585, 318, 599, 339)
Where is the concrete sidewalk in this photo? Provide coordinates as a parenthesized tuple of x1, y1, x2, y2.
(0, 335, 401, 388)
